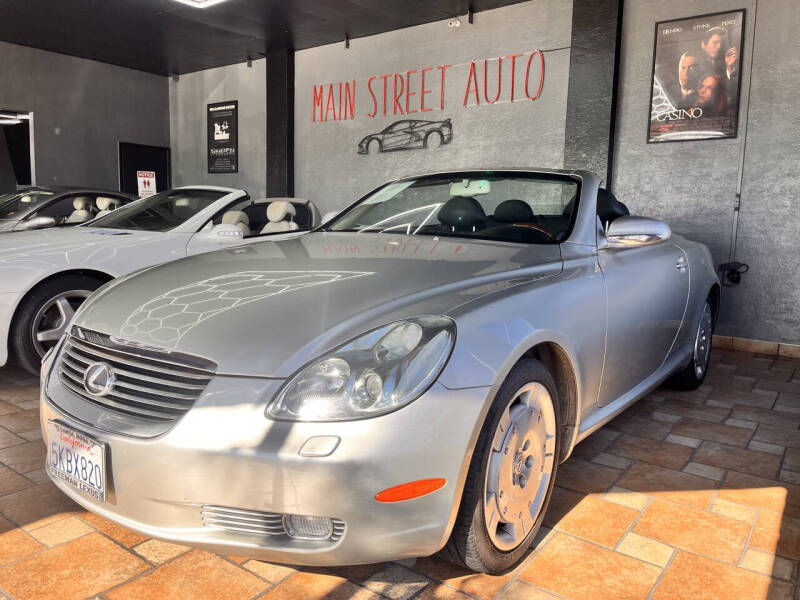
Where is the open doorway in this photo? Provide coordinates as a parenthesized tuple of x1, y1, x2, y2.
(0, 110, 34, 194)
(119, 142, 170, 197)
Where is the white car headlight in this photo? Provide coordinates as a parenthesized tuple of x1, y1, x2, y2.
(267, 316, 455, 421)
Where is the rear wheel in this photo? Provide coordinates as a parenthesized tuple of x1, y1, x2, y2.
(666, 299, 713, 390)
(12, 275, 104, 375)
(425, 132, 444, 149)
(440, 359, 560, 573)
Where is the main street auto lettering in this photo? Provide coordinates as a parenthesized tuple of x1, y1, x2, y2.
(310, 50, 545, 123)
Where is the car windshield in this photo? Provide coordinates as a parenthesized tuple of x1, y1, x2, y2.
(0, 190, 55, 218)
(87, 189, 227, 231)
(325, 172, 580, 244)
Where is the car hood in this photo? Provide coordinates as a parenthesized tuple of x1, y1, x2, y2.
(75, 232, 563, 377)
(0, 227, 158, 262)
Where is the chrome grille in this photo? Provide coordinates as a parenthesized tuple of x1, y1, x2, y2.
(58, 329, 215, 422)
(201, 505, 346, 541)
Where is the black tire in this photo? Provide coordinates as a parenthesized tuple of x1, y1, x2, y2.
(665, 299, 714, 390)
(11, 274, 105, 375)
(439, 358, 561, 574)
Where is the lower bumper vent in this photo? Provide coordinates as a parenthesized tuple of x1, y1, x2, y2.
(201, 505, 345, 542)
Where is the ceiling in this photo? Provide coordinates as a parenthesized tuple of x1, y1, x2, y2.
(0, 0, 528, 76)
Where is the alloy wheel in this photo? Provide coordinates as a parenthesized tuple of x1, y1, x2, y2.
(483, 382, 556, 551)
(30, 290, 92, 357)
(694, 302, 713, 378)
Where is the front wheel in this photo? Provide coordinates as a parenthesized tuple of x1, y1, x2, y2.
(440, 358, 560, 573)
(11, 275, 104, 375)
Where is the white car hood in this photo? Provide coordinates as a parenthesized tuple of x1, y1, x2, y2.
(0, 228, 161, 263)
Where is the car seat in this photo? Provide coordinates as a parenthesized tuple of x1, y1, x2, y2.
(492, 199, 535, 224)
(437, 196, 487, 232)
(261, 201, 299, 233)
(221, 210, 250, 236)
(95, 197, 121, 217)
(66, 197, 95, 223)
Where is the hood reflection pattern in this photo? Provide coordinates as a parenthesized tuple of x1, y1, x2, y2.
(120, 271, 373, 347)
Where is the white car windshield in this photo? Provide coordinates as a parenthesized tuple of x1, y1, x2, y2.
(325, 171, 580, 244)
(87, 189, 226, 231)
(0, 190, 55, 218)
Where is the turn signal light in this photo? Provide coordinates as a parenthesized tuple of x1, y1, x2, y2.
(375, 478, 446, 503)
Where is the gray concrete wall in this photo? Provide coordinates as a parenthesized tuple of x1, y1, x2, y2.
(612, 0, 800, 343)
(728, 0, 800, 342)
(0, 41, 169, 189)
(294, 0, 573, 214)
(169, 59, 267, 198)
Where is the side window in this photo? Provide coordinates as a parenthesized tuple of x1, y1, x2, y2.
(200, 197, 252, 234)
(36, 196, 86, 223)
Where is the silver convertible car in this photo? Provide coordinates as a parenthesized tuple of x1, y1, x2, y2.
(39, 169, 718, 574)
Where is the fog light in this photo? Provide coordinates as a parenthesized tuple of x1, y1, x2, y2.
(282, 514, 334, 540)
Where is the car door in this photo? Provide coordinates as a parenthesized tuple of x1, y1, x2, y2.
(596, 228, 690, 407)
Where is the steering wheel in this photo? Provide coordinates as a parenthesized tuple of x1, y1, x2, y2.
(510, 221, 556, 240)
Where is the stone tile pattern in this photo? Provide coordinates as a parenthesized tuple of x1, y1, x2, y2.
(0, 351, 797, 599)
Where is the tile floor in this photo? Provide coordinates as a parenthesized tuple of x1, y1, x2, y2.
(0, 349, 797, 599)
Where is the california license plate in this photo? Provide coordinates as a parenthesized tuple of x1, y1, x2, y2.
(46, 421, 106, 501)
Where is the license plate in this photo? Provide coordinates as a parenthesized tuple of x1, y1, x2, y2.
(46, 421, 106, 501)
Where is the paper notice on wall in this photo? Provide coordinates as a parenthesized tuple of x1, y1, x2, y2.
(136, 171, 156, 198)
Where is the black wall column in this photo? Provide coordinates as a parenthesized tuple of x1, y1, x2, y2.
(266, 48, 294, 197)
(564, 0, 624, 187)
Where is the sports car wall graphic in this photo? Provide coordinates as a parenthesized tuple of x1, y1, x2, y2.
(358, 118, 453, 153)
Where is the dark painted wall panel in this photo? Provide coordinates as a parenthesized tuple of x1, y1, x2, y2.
(563, 0, 622, 185)
(0, 41, 170, 189)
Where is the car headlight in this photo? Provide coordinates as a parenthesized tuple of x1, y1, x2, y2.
(267, 316, 455, 421)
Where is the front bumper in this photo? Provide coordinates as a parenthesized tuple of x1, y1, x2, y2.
(41, 371, 492, 565)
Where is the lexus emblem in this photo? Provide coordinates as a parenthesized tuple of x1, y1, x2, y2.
(83, 362, 116, 397)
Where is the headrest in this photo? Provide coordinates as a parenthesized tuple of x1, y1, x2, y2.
(73, 196, 91, 210)
(95, 197, 119, 211)
(438, 196, 487, 228)
(222, 210, 249, 225)
(494, 199, 534, 222)
(597, 189, 629, 224)
(267, 201, 296, 223)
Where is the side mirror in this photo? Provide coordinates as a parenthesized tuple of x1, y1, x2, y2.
(199, 223, 244, 243)
(15, 216, 57, 231)
(601, 216, 671, 248)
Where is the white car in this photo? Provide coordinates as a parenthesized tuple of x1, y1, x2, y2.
(0, 186, 318, 373)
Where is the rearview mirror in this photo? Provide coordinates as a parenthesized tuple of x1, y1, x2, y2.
(601, 216, 671, 248)
(15, 216, 56, 231)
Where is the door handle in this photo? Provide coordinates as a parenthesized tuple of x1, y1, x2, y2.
(676, 256, 688, 270)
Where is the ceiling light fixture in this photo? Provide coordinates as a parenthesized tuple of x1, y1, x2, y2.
(0, 119, 22, 125)
(171, 0, 231, 8)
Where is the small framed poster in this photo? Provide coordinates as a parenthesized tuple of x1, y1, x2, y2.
(207, 100, 238, 173)
(648, 10, 745, 143)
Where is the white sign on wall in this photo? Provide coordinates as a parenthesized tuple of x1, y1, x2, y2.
(136, 171, 157, 198)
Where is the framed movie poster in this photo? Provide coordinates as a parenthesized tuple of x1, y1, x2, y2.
(648, 10, 745, 143)
(207, 100, 238, 173)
